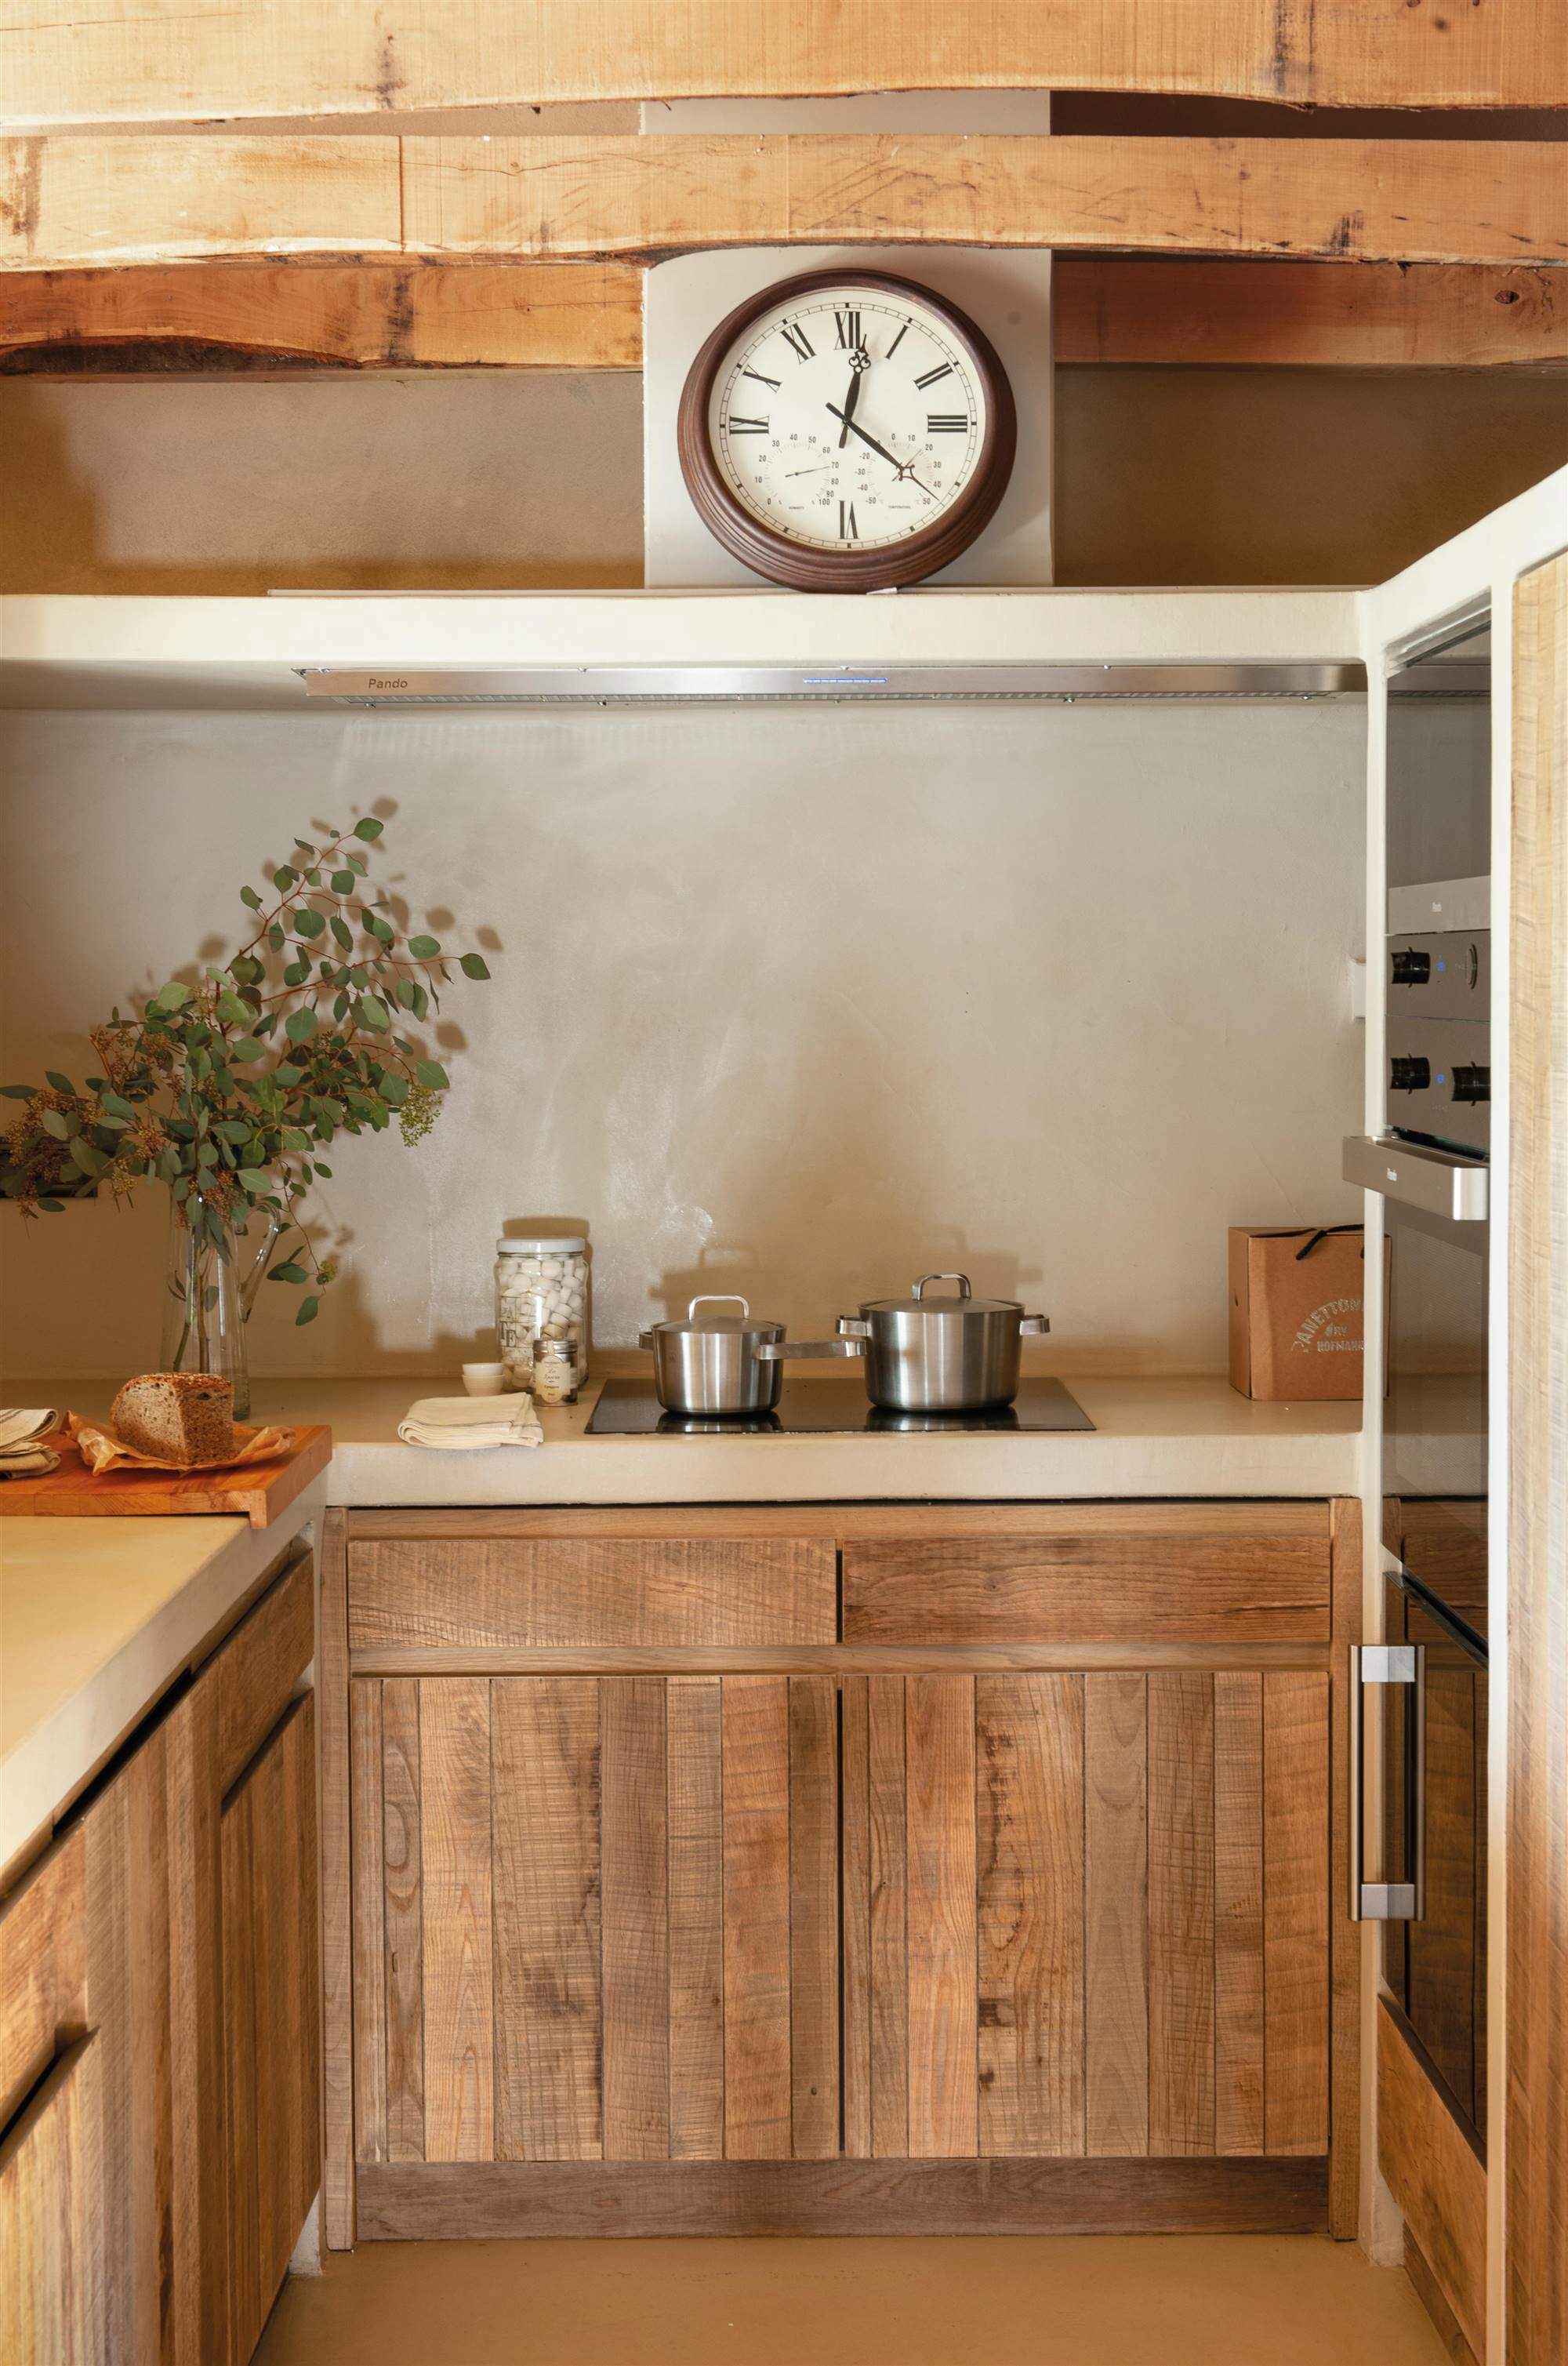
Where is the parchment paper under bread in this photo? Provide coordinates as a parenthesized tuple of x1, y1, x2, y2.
(67, 1411, 296, 1475)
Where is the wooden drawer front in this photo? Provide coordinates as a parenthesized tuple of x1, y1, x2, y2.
(348, 1537, 837, 1652)
(211, 1547, 314, 1793)
(842, 1509, 1331, 1645)
(841, 1670, 1330, 2162)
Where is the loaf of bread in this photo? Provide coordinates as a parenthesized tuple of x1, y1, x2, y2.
(110, 1372, 235, 1465)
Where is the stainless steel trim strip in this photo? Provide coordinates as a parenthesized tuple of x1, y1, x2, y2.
(1342, 1135, 1489, 1223)
(299, 662, 1367, 705)
(1388, 874, 1492, 934)
(1385, 662, 1489, 700)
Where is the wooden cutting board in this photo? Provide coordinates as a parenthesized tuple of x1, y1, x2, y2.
(0, 1424, 332, 1528)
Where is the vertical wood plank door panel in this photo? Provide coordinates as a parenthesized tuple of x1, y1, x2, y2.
(1084, 1673, 1149, 2158)
(721, 1677, 793, 2162)
(667, 1677, 724, 2163)
(1149, 1673, 1217, 2156)
(419, 1678, 495, 2163)
(1262, 1674, 1330, 2156)
(906, 1676, 978, 2160)
(844, 1670, 1332, 2173)
(1214, 1672, 1265, 2157)
(348, 1674, 840, 2194)
(976, 1674, 1084, 2158)
(492, 1678, 602, 2163)
(381, 1679, 426, 2164)
(601, 1678, 671, 2161)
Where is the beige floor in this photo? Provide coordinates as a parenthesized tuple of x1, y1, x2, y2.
(255, 2233, 1450, 2366)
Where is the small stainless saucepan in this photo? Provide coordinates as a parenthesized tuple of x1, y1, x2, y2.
(837, 1271, 1049, 1413)
(640, 1295, 862, 1418)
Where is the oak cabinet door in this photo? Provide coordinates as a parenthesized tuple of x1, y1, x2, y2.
(841, 1672, 1331, 2162)
(0, 2032, 96, 2366)
(350, 1675, 839, 2170)
(222, 1695, 320, 2366)
(81, 1680, 231, 2366)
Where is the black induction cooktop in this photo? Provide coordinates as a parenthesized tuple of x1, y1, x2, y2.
(586, 1377, 1094, 1437)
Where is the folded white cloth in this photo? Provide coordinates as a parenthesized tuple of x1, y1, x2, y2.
(397, 1394, 544, 1451)
(0, 1408, 60, 1465)
(0, 1444, 61, 1479)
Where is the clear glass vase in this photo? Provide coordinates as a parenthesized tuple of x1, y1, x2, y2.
(159, 1199, 282, 1423)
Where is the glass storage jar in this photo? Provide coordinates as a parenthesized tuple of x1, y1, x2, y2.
(495, 1235, 590, 1398)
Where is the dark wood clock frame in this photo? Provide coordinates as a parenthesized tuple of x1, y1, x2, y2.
(676, 267, 1018, 594)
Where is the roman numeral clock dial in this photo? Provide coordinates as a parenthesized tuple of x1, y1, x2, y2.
(677, 268, 1016, 592)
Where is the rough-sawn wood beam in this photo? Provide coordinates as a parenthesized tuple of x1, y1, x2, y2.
(2, 260, 1563, 373)
(1, 135, 1563, 273)
(1, 0, 1563, 124)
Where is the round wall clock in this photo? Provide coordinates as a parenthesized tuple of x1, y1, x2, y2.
(677, 267, 1017, 593)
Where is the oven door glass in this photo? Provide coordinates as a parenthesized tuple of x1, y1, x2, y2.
(1381, 1202, 1488, 1641)
(1381, 1572, 1488, 2149)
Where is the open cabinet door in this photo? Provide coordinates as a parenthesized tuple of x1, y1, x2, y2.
(1507, 550, 1568, 2366)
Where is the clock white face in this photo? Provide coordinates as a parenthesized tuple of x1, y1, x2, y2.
(706, 283, 989, 552)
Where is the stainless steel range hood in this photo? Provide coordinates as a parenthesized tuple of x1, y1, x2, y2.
(299, 660, 1367, 707)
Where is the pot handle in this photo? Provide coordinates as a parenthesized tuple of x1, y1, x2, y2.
(1018, 1314, 1051, 1336)
(837, 1316, 872, 1337)
(688, 1293, 750, 1319)
(754, 1337, 866, 1362)
(913, 1271, 972, 1301)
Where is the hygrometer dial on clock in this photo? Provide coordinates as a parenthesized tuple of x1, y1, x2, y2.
(677, 268, 1017, 592)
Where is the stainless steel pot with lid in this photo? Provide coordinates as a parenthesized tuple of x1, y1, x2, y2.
(837, 1271, 1049, 1412)
(639, 1295, 862, 1417)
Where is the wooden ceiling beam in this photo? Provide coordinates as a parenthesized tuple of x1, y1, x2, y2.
(2, 135, 1563, 274)
(2, 260, 1562, 375)
(0, 262, 645, 371)
(2, 0, 1563, 124)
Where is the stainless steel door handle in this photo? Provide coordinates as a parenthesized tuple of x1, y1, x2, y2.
(1349, 1642, 1426, 1921)
(1342, 1135, 1488, 1222)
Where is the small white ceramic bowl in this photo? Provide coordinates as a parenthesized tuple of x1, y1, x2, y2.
(462, 1362, 509, 1397)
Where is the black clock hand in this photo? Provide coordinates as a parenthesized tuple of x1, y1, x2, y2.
(826, 402, 938, 500)
(824, 402, 901, 469)
(837, 365, 863, 449)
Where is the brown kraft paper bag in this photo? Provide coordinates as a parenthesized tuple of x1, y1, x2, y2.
(1228, 1223, 1377, 1401)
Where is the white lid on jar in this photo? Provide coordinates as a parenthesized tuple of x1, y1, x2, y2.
(497, 1235, 587, 1254)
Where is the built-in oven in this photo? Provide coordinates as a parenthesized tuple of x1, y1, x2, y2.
(1344, 609, 1492, 2153)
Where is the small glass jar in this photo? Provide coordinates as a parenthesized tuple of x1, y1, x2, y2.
(494, 1235, 590, 1399)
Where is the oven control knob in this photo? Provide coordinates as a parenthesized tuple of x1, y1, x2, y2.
(1390, 947, 1432, 987)
(1452, 1063, 1490, 1104)
(1390, 1056, 1431, 1092)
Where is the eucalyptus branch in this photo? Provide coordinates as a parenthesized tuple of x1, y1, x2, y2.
(1, 816, 492, 1325)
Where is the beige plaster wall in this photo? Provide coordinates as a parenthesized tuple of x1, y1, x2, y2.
(0, 701, 1365, 1381)
(0, 365, 1563, 595)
